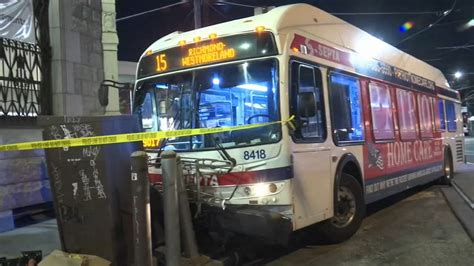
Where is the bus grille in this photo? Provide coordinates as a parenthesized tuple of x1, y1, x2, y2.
(455, 140, 464, 162)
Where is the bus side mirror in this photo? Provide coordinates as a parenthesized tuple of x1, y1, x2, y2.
(297, 92, 316, 118)
(98, 84, 109, 106)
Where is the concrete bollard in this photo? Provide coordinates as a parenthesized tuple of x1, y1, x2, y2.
(130, 151, 153, 266)
(161, 151, 181, 266)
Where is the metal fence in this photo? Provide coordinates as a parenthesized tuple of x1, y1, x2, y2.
(0, 0, 51, 119)
(0, 39, 42, 117)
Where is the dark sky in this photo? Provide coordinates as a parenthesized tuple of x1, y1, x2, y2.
(116, 0, 474, 90)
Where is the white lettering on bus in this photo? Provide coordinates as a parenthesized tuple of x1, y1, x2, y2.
(316, 44, 341, 62)
(387, 140, 433, 168)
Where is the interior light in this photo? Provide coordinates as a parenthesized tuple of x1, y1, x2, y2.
(178, 40, 186, 46)
(237, 84, 267, 92)
(193, 36, 201, 43)
(155, 84, 168, 89)
(468, 19, 474, 27)
(209, 33, 218, 40)
(212, 77, 220, 85)
(256, 26, 265, 33)
(240, 43, 251, 50)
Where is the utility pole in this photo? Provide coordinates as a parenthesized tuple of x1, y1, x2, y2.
(194, 0, 202, 29)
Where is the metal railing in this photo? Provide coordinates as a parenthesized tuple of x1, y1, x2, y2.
(0, 38, 42, 117)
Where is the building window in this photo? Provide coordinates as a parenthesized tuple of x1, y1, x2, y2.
(329, 72, 364, 143)
(369, 83, 395, 140)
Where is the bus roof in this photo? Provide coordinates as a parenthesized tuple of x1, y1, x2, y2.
(143, 3, 454, 92)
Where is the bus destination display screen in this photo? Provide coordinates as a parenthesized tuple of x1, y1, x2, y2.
(137, 32, 277, 79)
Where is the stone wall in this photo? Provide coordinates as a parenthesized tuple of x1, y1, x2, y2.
(0, 129, 51, 232)
(50, 0, 105, 116)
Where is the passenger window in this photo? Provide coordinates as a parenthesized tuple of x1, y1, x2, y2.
(438, 99, 446, 130)
(432, 98, 442, 131)
(369, 83, 395, 140)
(446, 101, 457, 132)
(290, 63, 326, 141)
(396, 89, 417, 140)
(418, 94, 433, 138)
(329, 72, 364, 142)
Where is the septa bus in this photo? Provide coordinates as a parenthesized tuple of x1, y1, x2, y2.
(132, 4, 464, 244)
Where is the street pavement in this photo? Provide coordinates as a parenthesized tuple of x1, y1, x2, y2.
(270, 186, 474, 265)
(438, 138, 474, 242)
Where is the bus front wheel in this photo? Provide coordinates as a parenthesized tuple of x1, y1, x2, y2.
(317, 173, 365, 243)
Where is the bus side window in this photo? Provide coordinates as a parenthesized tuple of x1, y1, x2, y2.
(418, 94, 434, 138)
(438, 99, 446, 130)
(369, 82, 395, 140)
(396, 89, 417, 140)
(445, 101, 457, 132)
(329, 72, 364, 143)
(290, 62, 326, 141)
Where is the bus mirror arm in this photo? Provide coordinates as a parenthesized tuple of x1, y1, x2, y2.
(98, 80, 134, 107)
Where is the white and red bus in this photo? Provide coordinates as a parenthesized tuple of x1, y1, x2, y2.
(133, 4, 464, 244)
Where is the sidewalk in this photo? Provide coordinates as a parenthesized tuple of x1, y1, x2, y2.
(0, 219, 60, 259)
(452, 164, 474, 209)
(441, 163, 474, 241)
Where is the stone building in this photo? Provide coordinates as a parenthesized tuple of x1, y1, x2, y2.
(0, 0, 120, 232)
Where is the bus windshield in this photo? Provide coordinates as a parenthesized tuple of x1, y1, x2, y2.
(134, 59, 280, 151)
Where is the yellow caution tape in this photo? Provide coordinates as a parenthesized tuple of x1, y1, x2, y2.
(0, 116, 295, 152)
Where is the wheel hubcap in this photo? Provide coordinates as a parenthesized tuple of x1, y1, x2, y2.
(331, 186, 356, 228)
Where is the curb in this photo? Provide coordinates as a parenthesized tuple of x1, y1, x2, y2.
(440, 187, 474, 241)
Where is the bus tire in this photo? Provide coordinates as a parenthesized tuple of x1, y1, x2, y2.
(440, 148, 454, 185)
(317, 173, 365, 243)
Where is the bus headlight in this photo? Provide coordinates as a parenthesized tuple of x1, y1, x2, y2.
(254, 183, 267, 197)
(269, 183, 277, 193)
(243, 186, 251, 196)
(241, 182, 282, 198)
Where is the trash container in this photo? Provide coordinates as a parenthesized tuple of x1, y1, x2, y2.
(39, 115, 142, 266)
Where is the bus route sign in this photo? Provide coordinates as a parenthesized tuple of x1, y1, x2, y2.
(137, 32, 277, 79)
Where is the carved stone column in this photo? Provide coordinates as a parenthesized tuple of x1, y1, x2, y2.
(102, 0, 120, 115)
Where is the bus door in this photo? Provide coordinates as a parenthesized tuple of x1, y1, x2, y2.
(289, 61, 332, 228)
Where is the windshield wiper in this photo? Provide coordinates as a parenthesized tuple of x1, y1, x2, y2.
(214, 137, 236, 168)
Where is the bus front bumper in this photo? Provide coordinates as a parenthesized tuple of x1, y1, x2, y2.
(202, 205, 293, 245)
